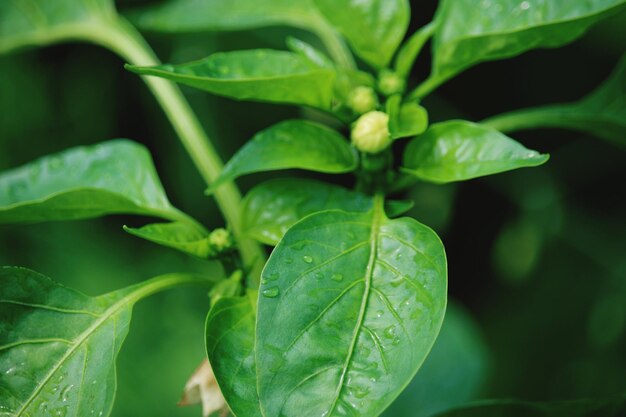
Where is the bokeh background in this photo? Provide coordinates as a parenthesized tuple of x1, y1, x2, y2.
(1, 1, 624, 416)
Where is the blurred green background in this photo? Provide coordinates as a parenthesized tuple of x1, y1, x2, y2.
(1, 1, 624, 416)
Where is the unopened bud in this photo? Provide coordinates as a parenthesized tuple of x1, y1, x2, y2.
(347, 86, 378, 114)
(209, 228, 232, 252)
(378, 70, 405, 96)
(351, 111, 391, 154)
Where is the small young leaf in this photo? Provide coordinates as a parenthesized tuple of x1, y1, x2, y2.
(0, 0, 116, 54)
(210, 120, 357, 191)
(384, 199, 414, 218)
(126, 50, 335, 109)
(241, 179, 373, 245)
(0, 140, 184, 223)
(0, 267, 210, 417)
(205, 292, 262, 417)
(434, 396, 626, 417)
(124, 222, 213, 258)
(256, 197, 447, 417)
(286, 37, 335, 69)
(432, 0, 626, 81)
(387, 95, 429, 139)
(128, 0, 320, 33)
(402, 121, 549, 183)
(312, 0, 410, 68)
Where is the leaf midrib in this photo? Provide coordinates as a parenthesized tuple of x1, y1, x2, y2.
(14, 291, 136, 416)
(326, 195, 384, 416)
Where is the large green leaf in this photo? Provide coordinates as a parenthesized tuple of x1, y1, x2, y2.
(241, 179, 373, 245)
(0, 0, 116, 54)
(312, 0, 410, 68)
(256, 197, 447, 417)
(124, 222, 212, 258)
(0, 267, 209, 417)
(382, 303, 490, 417)
(126, 50, 335, 109)
(402, 121, 549, 184)
(205, 292, 261, 417)
(434, 396, 626, 417)
(210, 120, 357, 191)
(0, 140, 186, 223)
(128, 0, 320, 33)
(483, 55, 626, 147)
(432, 0, 626, 81)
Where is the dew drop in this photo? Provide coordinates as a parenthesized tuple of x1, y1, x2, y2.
(262, 287, 280, 298)
(292, 241, 307, 251)
(314, 272, 323, 279)
(376, 310, 384, 318)
(303, 255, 313, 263)
(268, 272, 280, 281)
(284, 258, 293, 265)
(520, 1, 530, 10)
(4, 367, 15, 375)
(384, 325, 396, 339)
(331, 273, 343, 282)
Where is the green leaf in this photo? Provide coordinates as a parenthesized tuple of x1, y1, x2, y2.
(0, 140, 185, 223)
(402, 121, 549, 183)
(256, 197, 447, 417)
(394, 22, 436, 79)
(432, 0, 626, 80)
(384, 200, 414, 218)
(434, 395, 626, 417)
(286, 36, 335, 69)
(313, 0, 410, 68)
(387, 95, 429, 139)
(241, 179, 373, 246)
(205, 292, 262, 417)
(126, 50, 335, 109)
(210, 120, 357, 192)
(123, 222, 213, 258)
(128, 0, 320, 33)
(0, 0, 116, 54)
(483, 55, 626, 147)
(0, 267, 209, 417)
(382, 303, 490, 417)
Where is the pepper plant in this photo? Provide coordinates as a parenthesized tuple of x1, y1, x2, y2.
(1, 1, 625, 417)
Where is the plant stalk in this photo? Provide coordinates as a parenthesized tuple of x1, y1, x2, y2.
(89, 18, 266, 281)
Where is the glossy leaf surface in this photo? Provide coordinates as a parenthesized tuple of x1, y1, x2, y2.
(387, 95, 429, 139)
(383, 303, 490, 417)
(433, 0, 626, 80)
(124, 222, 212, 258)
(241, 179, 373, 245)
(126, 50, 335, 109)
(403, 121, 548, 183)
(210, 120, 357, 191)
(129, 0, 320, 33)
(0, 140, 181, 223)
(435, 396, 626, 417)
(313, 0, 410, 68)
(256, 200, 447, 417)
(0, 267, 206, 417)
(0, 0, 116, 54)
(205, 293, 261, 417)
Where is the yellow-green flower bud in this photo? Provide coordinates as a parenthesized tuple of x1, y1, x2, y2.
(378, 70, 405, 96)
(209, 228, 232, 252)
(351, 111, 391, 154)
(347, 86, 378, 114)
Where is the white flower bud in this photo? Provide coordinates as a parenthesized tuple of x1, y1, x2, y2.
(347, 86, 378, 114)
(351, 111, 391, 154)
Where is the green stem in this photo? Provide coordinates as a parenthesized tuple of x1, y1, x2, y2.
(87, 18, 266, 281)
(126, 273, 217, 304)
(407, 73, 448, 101)
(481, 104, 582, 133)
(312, 19, 356, 70)
(395, 21, 436, 79)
